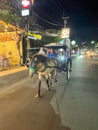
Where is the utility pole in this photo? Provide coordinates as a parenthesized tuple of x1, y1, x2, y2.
(62, 16, 69, 28)
(21, 0, 31, 64)
(61, 13, 71, 49)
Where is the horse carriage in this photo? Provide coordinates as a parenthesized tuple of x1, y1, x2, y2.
(44, 43, 72, 80)
(28, 43, 72, 97)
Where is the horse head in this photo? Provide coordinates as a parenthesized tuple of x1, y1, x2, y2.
(29, 54, 47, 78)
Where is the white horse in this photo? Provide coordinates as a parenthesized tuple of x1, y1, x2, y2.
(29, 54, 58, 97)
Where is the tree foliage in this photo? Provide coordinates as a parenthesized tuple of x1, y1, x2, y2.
(1, 9, 21, 25)
(44, 29, 61, 45)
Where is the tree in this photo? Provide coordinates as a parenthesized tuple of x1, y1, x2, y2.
(43, 29, 61, 45)
(1, 9, 21, 25)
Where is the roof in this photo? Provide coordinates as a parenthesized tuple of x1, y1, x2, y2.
(44, 43, 67, 49)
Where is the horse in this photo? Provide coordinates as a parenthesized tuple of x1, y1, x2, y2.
(29, 54, 58, 97)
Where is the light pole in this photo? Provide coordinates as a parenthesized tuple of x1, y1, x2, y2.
(62, 16, 69, 28)
(61, 16, 71, 51)
(21, 0, 33, 64)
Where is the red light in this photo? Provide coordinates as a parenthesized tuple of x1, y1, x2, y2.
(22, 0, 30, 8)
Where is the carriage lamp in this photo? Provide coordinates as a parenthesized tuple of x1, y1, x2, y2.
(61, 56, 65, 61)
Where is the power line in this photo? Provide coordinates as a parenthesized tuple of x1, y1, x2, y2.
(34, 8, 63, 27)
(55, 0, 65, 11)
(33, 11, 59, 26)
(32, 1, 67, 28)
(46, 0, 62, 13)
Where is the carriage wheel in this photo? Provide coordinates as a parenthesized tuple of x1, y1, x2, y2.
(66, 61, 71, 80)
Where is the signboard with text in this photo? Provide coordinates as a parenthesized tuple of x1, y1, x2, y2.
(21, 0, 30, 16)
(61, 28, 70, 38)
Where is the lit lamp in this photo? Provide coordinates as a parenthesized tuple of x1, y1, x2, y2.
(5, 25, 8, 28)
(4, 25, 8, 32)
(91, 41, 94, 44)
(91, 41, 95, 50)
(21, 0, 31, 16)
(31, 0, 34, 4)
(4, 29, 7, 32)
(71, 40, 76, 45)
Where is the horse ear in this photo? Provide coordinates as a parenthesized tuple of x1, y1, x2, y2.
(34, 57, 37, 61)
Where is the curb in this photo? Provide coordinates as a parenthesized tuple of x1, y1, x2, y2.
(0, 66, 28, 77)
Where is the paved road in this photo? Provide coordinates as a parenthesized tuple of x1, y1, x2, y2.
(0, 55, 98, 130)
(0, 66, 28, 90)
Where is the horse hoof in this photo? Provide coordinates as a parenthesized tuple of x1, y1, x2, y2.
(48, 88, 51, 91)
(35, 94, 40, 98)
(55, 79, 57, 82)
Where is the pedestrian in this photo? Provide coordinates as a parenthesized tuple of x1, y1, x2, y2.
(38, 47, 45, 56)
(52, 50, 58, 58)
(0, 55, 3, 68)
(3, 56, 8, 68)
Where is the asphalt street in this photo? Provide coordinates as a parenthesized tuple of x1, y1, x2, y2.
(0, 55, 98, 130)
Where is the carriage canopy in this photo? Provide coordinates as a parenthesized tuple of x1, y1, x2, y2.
(44, 43, 67, 50)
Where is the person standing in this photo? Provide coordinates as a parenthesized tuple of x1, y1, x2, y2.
(3, 56, 8, 68)
(38, 47, 45, 56)
(0, 55, 3, 68)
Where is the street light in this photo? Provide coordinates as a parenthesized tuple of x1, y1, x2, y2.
(91, 41, 94, 44)
(91, 41, 95, 50)
(71, 40, 76, 45)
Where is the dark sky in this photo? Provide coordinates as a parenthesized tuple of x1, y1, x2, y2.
(32, 0, 98, 42)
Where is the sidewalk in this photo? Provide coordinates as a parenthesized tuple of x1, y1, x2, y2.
(0, 66, 28, 77)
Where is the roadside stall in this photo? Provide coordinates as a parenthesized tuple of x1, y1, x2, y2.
(0, 21, 23, 68)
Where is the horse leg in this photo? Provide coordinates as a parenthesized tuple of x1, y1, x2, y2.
(35, 74, 41, 97)
(46, 78, 51, 91)
(49, 73, 52, 86)
(38, 79, 41, 97)
(54, 69, 57, 82)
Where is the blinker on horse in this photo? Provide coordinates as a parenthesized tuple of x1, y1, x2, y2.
(29, 54, 58, 97)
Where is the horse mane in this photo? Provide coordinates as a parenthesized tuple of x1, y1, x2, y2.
(33, 53, 48, 63)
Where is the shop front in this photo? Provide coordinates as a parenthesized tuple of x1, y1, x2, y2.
(0, 21, 23, 68)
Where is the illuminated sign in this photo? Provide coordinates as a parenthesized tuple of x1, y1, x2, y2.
(21, 0, 30, 16)
(61, 28, 70, 38)
(27, 31, 42, 40)
(21, 9, 30, 16)
(22, 0, 30, 8)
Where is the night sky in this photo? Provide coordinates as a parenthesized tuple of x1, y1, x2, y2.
(32, 0, 98, 42)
